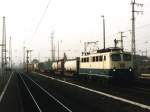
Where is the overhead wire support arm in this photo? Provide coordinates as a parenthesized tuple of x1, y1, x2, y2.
(114, 32, 126, 50)
(120, 32, 126, 50)
(84, 41, 99, 54)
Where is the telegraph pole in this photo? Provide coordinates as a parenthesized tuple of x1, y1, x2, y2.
(101, 15, 105, 49)
(131, 0, 143, 56)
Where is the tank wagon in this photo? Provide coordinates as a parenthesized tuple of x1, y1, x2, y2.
(52, 47, 135, 82)
(52, 59, 64, 75)
(64, 58, 80, 76)
(52, 62, 58, 71)
(35, 62, 52, 73)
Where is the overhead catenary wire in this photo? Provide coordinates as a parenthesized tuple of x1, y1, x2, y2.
(106, 22, 150, 43)
(32, 0, 52, 38)
(120, 23, 150, 34)
(136, 23, 150, 29)
(27, 0, 53, 52)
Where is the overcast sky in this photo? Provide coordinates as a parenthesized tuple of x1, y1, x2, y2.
(0, 0, 150, 64)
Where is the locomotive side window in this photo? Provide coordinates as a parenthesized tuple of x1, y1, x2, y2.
(99, 56, 103, 61)
(111, 54, 121, 61)
(84, 58, 86, 62)
(81, 58, 84, 62)
(104, 56, 106, 61)
(92, 57, 95, 62)
(81, 57, 89, 63)
(96, 56, 98, 62)
(123, 54, 131, 61)
(86, 57, 89, 62)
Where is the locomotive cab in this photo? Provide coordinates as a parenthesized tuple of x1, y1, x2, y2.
(109, 52, 134, 81)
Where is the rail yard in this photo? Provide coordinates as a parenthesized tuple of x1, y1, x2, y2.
(0, 71, 150, 112)
(0, 0, 150, 112)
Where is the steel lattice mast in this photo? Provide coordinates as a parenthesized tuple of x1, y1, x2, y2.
(131, 0, 143, 57)
(1, 17, 7, 76)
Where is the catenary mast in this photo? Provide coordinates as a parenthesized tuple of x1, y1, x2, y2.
(1, 17, 7, 76)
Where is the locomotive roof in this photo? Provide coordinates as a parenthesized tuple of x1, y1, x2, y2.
(96, 47, 122, 53)
(81, 47, 131, 57)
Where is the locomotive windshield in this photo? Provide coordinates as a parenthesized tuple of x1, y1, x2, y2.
(111, 54, 121, 61)
(123, 54, 131, 61)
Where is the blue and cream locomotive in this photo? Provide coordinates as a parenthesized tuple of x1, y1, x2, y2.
(79, 47, 134, 81)
(52, 47, 135, 82)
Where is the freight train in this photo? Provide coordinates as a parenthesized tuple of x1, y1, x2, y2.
(52, 58, 79, 76)
(28, 61, 52, 73)
(51, 47, 135, 82)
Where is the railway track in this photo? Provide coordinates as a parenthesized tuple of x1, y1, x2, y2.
(18, 73, 72, 112)
(133, 87, 150, 93)
(46, 73, 150, 92)
(26, 72, 150, 112)
(35, 72, 150, 107)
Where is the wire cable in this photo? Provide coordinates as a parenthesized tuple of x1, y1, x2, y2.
(33, 0, 52, 38)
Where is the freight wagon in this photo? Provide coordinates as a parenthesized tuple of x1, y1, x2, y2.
(52, 47, 135, 83)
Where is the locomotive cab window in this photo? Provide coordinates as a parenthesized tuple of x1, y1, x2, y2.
(111, 54, 121, 61)
(123, 54, 131, 61)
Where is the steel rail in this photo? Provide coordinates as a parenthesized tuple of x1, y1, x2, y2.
(23, 74, 72, 112)
(0, 72, 13, 102)
(36, 72, 150, 111)
(18, 73, 42, 112)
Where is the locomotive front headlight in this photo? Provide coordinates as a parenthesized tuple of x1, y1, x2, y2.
(129, 67, 132, 72)
(113, 67, 116, 72)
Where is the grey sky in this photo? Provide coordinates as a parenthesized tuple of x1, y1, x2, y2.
(0, 0, 149, 64)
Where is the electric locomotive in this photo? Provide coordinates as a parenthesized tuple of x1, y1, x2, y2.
(79, 47, 134, 82)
